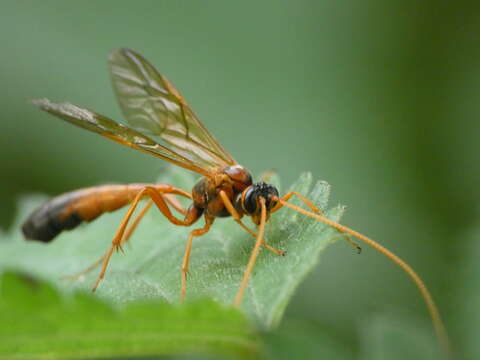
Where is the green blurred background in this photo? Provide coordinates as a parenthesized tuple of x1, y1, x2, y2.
(1, 0, 479, 357)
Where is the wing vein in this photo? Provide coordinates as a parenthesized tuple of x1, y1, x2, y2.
(109, 48, 237, 170)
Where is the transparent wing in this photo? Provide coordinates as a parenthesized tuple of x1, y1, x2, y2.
(32, 98, 212, 177)
(109, 48, 236, 170)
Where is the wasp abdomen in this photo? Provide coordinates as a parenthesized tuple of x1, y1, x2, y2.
(21, 184, 148, 242)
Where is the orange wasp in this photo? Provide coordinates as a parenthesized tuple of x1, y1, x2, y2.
(22, 49, 449, 353)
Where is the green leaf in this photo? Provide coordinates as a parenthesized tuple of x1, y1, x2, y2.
(0, 271, 260, 359)
(1, 167, 343, 330)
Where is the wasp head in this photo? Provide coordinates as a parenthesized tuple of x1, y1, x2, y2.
(237, 182, 279, 225)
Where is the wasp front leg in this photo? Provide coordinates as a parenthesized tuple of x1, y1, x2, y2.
(219, 190, 285, 256)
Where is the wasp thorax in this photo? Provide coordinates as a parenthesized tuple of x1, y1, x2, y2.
(240, 182, 279, 215)
(223, 165, 253, 192)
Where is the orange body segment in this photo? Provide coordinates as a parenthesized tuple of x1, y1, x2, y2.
(22, 184, 191, 242)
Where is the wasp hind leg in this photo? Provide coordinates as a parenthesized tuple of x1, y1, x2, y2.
(88, 190, 214, 302)
(91, 185, 201, 291)
(61, 199, 154, 281)
(63, 192, 189, 281)
(60, 184, 196, 291)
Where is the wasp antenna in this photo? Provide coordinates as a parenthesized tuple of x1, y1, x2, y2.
(278, 198, 451, 357)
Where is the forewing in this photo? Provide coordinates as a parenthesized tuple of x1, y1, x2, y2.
(32, 99, 211, 176)
(109, 48, 236, 169)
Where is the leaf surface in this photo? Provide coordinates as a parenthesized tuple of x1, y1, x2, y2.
(0, 168, 344, 342)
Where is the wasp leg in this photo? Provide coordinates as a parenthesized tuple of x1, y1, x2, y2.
(63, 192, 190, 281)
(91, 185, 199, 292)
(181, 215, 214, 301)
(163, 193, 188, 215)
(62, 200, 153, 281)
(234, 198, 267, 307)
(122, 193, 187, 248)
(339, 234, 362, 254)
(219, 190, 285, 256)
